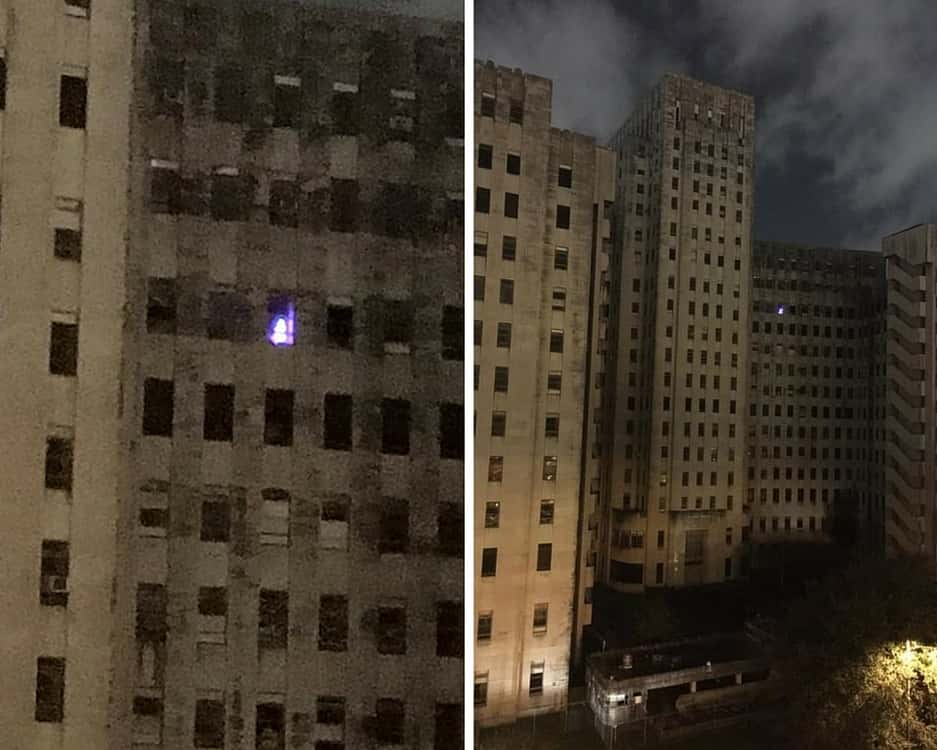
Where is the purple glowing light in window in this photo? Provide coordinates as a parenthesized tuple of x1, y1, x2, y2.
(267, 298, 295, 347)
(777, 305, 784, 315)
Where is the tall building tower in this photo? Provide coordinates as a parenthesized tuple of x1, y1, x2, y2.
(748, 242, 885, 552)
(473, 61, 614, 726)
(882, 224, 937, 564)
(600, 74, 755, 594)
(0, 2, 464, 748)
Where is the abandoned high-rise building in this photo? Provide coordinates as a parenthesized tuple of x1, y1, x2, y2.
(0, 2, 464, 748)
(473, 61, 614, 726)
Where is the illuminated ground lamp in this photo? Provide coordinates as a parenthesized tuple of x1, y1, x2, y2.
(267, 297, 295, 347)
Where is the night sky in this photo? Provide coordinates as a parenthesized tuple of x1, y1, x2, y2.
(475, 0, 937, 251)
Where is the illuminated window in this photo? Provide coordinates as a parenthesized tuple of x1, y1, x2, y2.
(267, 296, 295, 347)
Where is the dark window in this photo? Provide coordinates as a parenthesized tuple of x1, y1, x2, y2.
(481, 548, 497, 577)
(480, 93, 495, 117)
(485, 502, 500, 528)
(381, 399, 410, 455)
(49, 322, 78, 376)
(377, 607, 407, 655)
(269, 180, 299, 227)
(39, 541, 69, 607)
(133, 696, 163, 719)
(434, 703, 462, 750)
(536, 543, 552, 571)
(383, 300, 412, 345)
(59, 75, 87, 128)
(491, 412, 506, 437)
(545, 415, 559, 438)
(198, 587, 227, 617)
(194, 699, 225, 748)
(203, 384, 234, 442)
(496, 322, 512, 348)
(35, 657, 66, 723)
(331, 91, 359, 135)
(273, 80, 301, 128)
(0, 56, 6, 110)
(214, 66, 245, 123)
(441, 306, 462, 360)
(45, 437, 73, 492)
(499, 279, 514, 305)
(140, 507, 168, 530)
(319, 595, 348, 651)
(556, 205, 571, 229)
(255, 703, 285, 750)
(509, 99, 524, 124)
(151, 167, 182, 213)
(474, 320, 482, 346)
(478, 144, 492, 169)
(200, 501, 230, 543)
(317, 696, 346, 725)
(264, 389, 294, 446)
(380, 498, 409, 554)
(146, 278, 176, 334)
(206, 292, 250, 340)
(475, 187, 490, 214)
(439, 403, 463, 460)
(529, 666, 544, 695)
(547, 372, 562, 391)
(54, 228, 81, 261)
(210, 174, 250, 221)
(550, 330, 564, 353)
(539, 500, 555, 525)
(558, 166, 572, 188)
(330, 179, 360, 233)
(136, 583, 167, 641)
(493, 366, 509, 393)
(474, 275, 485, 301)
(504, 192, 519, 218)
(143, 378, 174, 436)
(436, 601, 462, 657)
(488, 456, 503, 482)
(327, 305, 353, 349)
(258, 589, 289, 648)
(437, 502, 463, 557)
(506, 153, 521, 175)
(376, 699, 405, 745)
(323, 394, 353, 451)
(554, 247, 569, 270)
(502, 236, 517, 261)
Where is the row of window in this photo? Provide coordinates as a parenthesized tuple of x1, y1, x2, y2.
(476, 144, 573, 188)
(483, 499, 555, 528)
(476, 604, 549, 644)
(475, 663, 545, 705)
(485, 455, 558, 483)
(478, 544, 552, 577)
(474, 188, 572, 228)
(478, 92, 523, 123)
(755, 516, 825, 533)
(37, 653, 459, 747)
(473, 366, 565, 394)
(485, 412, 560, 439)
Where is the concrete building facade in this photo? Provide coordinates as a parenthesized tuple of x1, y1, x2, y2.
(473, 61, 614, 726)
(599, 74, 756, 594)
(0, 2, 464, 748)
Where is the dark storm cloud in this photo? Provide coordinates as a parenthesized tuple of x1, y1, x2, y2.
(476, 0, 937, 250)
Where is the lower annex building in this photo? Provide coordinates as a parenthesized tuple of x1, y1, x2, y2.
(0, 1, 464, 748)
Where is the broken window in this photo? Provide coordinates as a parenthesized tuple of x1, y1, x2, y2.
(499, 279, 514, 305)
(550, 330, 564, 353)
(533, 604, 548, 633)
(388, 89, 416, 142)
(331, 90, 359, 135)
(49, 322, 78, 376)
(59, 75, 87, 129)
(554, 246, 569, 270)
(45, 437, 73, 492)
(320, 498, 349, 551)
(194, 699, 225, 748)
(143, 378, 174, 437)
(543, 456, 557, 481)
(441, 306, 462, 360)
(54, 228, 82, 261)
(536, 543, 553, 571)
(477, 611, 493, 640)
(40, 540, 69, 607)
(197, 587, 226, 644)
(381, 399, 410, 455)
(380, 498, 409, 554)
(329, 178, 359, 233)
(480, 548, 497, 577)
(545, 414, 560, 438)
(136, 583, 167, 642)
(556, 205, 571, 229)
(504, 192, 519, 218)
(149, 57, 184, 116)
(327, 305, 353, 349)
(150, 162, 182, 214)
(323, 394, 353, 451)
(558, 166, 573, 188)
(475, 187, 490, 214)
(529, 663, 544, 695)
(260, 488, 289, 545)
(493, 366, 509, 392)
(437, 502, 463, 557)
(200, 501, 230, 543)
(319, 595, 348, 652)
(383, 299, 412, 348)
(210, 172, 250, 221)
(439, 403, 463, 460)
(256, 703, 285, 750)
(480, 93, 495, 117)
(214, 65, 245, 123)
(133, 696, 163, 745)
(273, 76, 301, 128)
(146, 278, 176, 334)
(269, 180, 299, 228)
(35, 657, 65, 723)
(139, 505, 168, 534)
(487, 456, 503, 482)
(264, 389, 294, 446)
(477, 144, 492, 169)
(258, 589, 289, 649)
(203, 384, 234, 442)
(539, 499, 555, 525)
(317, 696, 346, 726)
(436, 601, 462, 658)
(377, 606, 407, 655)
(375, 699, 405, 745)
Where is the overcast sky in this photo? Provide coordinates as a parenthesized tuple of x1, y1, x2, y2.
(476, 0, 937, 251)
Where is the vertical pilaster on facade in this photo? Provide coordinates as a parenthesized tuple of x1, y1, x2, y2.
(473, 60, 614, 727)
